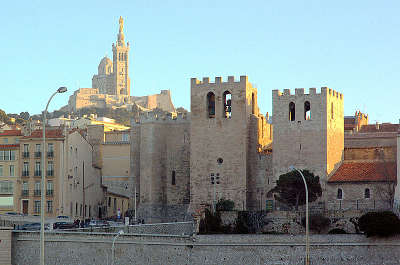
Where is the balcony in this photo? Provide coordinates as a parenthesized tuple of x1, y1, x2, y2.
(23, 152, 29, 158)
(47, 170, 54, 177)
(46, 190, 54, 197)
(21, 190, 29, 197)
(34, 171, 42, 177)
(22, 171, 29, 177)
(47, 151, 54, 158)
(34, 190, 41, 196)
(34, 152, 41, 158)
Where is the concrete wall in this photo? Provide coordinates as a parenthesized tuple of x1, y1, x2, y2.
(11, 232, 400, 265)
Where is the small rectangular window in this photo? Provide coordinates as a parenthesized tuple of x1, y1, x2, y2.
(172, 171, 176, 185)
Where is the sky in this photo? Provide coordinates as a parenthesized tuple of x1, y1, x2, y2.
(0, 0, 399, 123)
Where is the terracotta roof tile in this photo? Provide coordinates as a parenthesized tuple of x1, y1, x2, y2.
(23, 129, 64, 139)
(328, 162, 396, 183)
(0, 130, 22, 136)
(359, 124, 400, 133)
(0, 144, 19, 149)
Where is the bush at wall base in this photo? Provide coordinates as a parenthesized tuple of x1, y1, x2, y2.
(358, 211, 400, 237)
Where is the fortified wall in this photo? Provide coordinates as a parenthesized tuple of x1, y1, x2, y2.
(130, 111, 190, 223)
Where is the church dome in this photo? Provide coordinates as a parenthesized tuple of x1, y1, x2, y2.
(98, 56, 113, 75)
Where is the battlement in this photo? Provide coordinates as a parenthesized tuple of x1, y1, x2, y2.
(132, 111, 189, 125)
(272, 87, 343, 100)
(191, 75, 248, 86)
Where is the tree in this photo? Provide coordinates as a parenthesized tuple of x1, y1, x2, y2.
(216, 198, 235, 211)
(269, 169, 322, 210)
(0, 109, 11, 124)
(358, 211, 400, 237)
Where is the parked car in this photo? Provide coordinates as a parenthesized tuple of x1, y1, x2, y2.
(57, 215, 69, 219)
(88, 220, 110, 228)
(21, 223, 42, 231)
(5, 212, 21, 216)
(53, 221, 75, 229)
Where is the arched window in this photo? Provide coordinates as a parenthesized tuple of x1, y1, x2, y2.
(364, 188, 370, 199)
(337, 188, 343, 200)
(207, 92, 215, 118)
(223, 91, 232, 118)
(331, 102, 334, 119)
(304, 101, 311, 120)
(289, 102, 295, 121)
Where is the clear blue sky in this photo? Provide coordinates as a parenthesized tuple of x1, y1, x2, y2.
(1, 0, 399, 123)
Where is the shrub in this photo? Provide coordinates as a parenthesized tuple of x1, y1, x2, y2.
(358, 211, 400, 237)
(301, 214, 331, 233)
(199, 209, 231, 234)
(216, 198, 235, 211)
(233, 212, 249, 234)
(328, 228, 347, 234)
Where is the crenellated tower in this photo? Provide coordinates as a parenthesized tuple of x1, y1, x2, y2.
(272, 87, 344, 191)
(190, 76, 259, 211)
(112, 16, 131, 98)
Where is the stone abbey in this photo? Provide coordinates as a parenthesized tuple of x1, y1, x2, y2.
(132, 75, 399, 223)
(62, 17, 399, 224)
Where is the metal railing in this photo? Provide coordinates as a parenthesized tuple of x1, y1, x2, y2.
(23, 152, 29, 158)
(47, 170, 54, 177)
(34, 190, 41, 196)
(46, 190, 53, 197)
(22, 171, 29, 177)
(34, 151, 41, 158)
(47, 151, 54, 158)
(34, 171, 42, 177)
(21, 190, 29, 196)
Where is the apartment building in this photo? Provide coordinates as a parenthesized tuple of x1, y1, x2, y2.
(102, 129, 130, 218)
(0, 130, 22, 213)
(64, 129, 103, 219)
(17, 129, 65, 216)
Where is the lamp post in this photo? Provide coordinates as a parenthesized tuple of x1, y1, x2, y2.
(210, 173, 220, 213)
(111, 230, 124, 265)
(289, 166, 309, 265)
(40, 87, 67, 265)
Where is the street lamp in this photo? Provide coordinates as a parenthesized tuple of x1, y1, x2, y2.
(111, 230, 124, 265)
(289, 166, 310, 265)
(40, 87, 67, 265)
(210, 173, 220, 213)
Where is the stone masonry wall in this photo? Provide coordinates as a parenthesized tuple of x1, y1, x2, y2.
(11, 232, 400, 265)
(190, 76, 256, 211)
(272, 87, 344, 200)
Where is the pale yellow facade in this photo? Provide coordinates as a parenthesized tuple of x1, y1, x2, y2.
(0, 131, 22, 214)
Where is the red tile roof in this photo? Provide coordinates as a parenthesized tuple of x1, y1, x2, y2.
(23, 129, 64, 139)
(0, 130, 22, 136)
(359, 124, 400, 133)
(328, 162, 397, 183)
(0, 144, 19, 149)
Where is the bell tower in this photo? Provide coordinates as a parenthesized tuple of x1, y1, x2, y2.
(112, 16, 131, 98)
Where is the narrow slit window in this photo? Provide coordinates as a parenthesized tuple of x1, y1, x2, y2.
(223, 91, 232, 118)
(289, 102, 295, 121)
(207, 92, 215, 118)
(172, 171, 176, 185)
(304, 101, 311, 120)
(331, 102, 334, 119)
